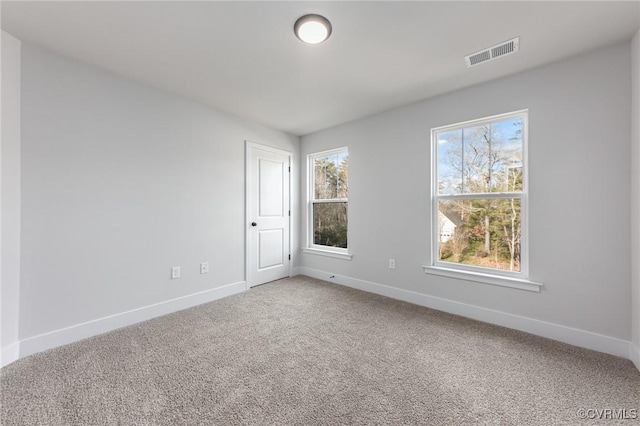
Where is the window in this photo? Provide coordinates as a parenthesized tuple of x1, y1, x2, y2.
(431, 111, 529, 280)
(306, 148, 349, 257)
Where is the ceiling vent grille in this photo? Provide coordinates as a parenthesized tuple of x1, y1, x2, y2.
(465, 37, 520, 68)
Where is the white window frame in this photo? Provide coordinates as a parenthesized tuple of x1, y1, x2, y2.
(424, 110, 541, 292)
(303, 147, 352, 260)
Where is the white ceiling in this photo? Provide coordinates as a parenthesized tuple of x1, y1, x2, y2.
(2, 1, 639, 136)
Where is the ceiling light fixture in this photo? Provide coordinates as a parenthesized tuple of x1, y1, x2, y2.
(294, 14, 332, 44)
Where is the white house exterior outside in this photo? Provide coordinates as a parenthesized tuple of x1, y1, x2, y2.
(438, 210, 457, 242)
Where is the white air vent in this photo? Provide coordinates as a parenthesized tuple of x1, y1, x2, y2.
(465, 37, 520, 68)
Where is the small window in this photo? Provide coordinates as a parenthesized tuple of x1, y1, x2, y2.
(308, 148, 348, 253)
(432, 111, 528, 278)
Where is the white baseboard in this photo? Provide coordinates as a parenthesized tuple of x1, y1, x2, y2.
(1, 341, 20, 368)
(19, 281, 246, 359)
(631, 343, 640, 372)
(295, 267, 632, 360)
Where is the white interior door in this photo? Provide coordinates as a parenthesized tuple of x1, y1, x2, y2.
(246, 142, 291, 288)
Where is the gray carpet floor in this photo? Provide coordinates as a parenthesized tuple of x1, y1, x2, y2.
(1, 275, 639, 425)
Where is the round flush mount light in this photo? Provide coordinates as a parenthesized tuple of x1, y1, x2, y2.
(294, 14, 332, 44)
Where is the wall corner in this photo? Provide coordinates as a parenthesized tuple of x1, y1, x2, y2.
(630, 28, 640, 372)
(1, 30, 22, 365)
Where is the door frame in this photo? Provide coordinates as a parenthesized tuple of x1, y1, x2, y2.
(245, 141, 293, 289)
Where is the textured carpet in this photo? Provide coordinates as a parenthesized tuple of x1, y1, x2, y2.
(1, 276, 638, 425)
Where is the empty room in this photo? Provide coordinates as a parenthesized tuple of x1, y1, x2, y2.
(1, 1, 639, 424)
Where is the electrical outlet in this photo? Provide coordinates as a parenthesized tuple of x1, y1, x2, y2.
(200, 262, 209, 274)
(389, 259, 396, 269)
(171, 266, 181, 279)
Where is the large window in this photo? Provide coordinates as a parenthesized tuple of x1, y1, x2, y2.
(432, 111, 528, 278)
(307, 148, 348, 255)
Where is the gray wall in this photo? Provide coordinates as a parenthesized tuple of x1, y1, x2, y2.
(632, 29, 640, 365)
(299, 43, 632, 340)
(1, 31, 21, 359)
(19, 43, 299, 339)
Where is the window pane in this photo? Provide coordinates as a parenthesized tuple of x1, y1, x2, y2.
(489, 117, 524, 192)
(313, 202, 348, 248)
(437, 119, 522, 194)
(436, 130, 463, 194)
(314, 152, 348, 200)
(438, 198, 521, 272)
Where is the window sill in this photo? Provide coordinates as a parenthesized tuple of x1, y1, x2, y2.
(422, 265, 542, 292)
(302, 248, 353, 261)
